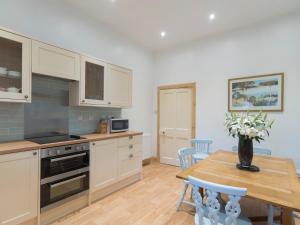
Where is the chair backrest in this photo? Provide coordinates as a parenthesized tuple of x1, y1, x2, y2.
(232, 146, 272, 156)
(188, 176, 247, 225)
(191, 139, 213, 154)
(178, 147, 196, 170)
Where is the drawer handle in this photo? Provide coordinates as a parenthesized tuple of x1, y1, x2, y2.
(129, 154, 133, 158)
(129, 145, 133, 149)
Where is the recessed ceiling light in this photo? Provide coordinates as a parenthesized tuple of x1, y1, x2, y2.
(209, 13, 215, 20)
(160, 31, 166, 38)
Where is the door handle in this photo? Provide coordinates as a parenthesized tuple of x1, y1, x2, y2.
(50, 174, 86, 188)
(50, 153, 86, 162)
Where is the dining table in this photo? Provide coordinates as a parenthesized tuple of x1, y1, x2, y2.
(176, 150, 300, 225)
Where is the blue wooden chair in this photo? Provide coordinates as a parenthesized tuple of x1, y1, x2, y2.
(192, 139, 213, 163)
(232, 146, 272, 156)
(177, 147, 197, 211)
(189, 176, 251, 225)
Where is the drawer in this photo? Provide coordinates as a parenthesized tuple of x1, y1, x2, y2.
(118, 143, 142, 155)
(117, 135, 142, 147)
(92, 139, 116, 147)
(119, 150, 142, 161)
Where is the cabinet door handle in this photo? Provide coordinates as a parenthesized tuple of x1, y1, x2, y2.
(129, 154, 133, 158)
(129, 145, 133, 149)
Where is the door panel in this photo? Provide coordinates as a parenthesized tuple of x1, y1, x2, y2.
(159, 88, 193, 166)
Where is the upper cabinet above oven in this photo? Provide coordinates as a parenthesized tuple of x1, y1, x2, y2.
(0, 29, 31, 103)
(70, 55, 109, 106)
(32, 40, 80, 81)
(70, 56, 133, 108)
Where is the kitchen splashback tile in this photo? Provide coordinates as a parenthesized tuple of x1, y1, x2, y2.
(0, 76, 122, 142)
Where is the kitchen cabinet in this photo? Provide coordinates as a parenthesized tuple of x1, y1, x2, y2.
(117, 135, 142, 179)
(32, 40, 80, 81)
(107, 64, 132, 107)
(90, 134, 143, 201)
(0, 150, 38, 225)
(90, 139, 118, 191)
(0, 29, 31, 103)
(70, 55, 109, 106)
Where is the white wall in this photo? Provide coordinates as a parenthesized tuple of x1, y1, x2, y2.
(0, 0, 155, 159)
(155, 13, 300, 169)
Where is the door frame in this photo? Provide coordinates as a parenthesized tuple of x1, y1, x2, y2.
(157, 82, 196, 162)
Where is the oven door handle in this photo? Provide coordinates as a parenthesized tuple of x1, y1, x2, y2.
(50, 174, 86, 188)
(50, 152, 87, 162)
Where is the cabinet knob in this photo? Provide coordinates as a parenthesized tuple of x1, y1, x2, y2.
(33, 152, 37, 156)
(129, 145, 133, 149)
(24, 95, 28, 99)
(129, 135, 133, 140)
(129, 154, 133, 158)
(108, 101, 111, 105)
(82, 99, 85, 103)
(92, 143, 95, 146)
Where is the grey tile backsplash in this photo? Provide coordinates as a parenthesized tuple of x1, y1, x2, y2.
(0, 75, 121, 142)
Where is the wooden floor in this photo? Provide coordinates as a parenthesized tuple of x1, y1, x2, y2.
(51, 162, 299, 225)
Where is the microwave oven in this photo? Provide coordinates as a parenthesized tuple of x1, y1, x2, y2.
(110, 119, 129, 133)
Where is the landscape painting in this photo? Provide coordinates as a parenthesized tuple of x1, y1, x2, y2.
(228, 73, 284, 112)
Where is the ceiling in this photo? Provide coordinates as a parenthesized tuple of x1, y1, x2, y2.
(63, 0, 300, 51)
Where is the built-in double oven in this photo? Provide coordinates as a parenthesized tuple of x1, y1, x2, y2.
(40, 142, 90, 211)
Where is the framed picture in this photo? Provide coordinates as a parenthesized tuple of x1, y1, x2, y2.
(228, 73, 284, 112)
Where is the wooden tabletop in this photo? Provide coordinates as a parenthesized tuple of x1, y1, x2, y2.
(177, 150, 300, 212)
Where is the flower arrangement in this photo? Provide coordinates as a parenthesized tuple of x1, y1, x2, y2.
(225, 111, 274, 143)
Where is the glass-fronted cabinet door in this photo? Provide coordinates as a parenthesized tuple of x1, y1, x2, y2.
(80, 55, 108, 105)
(0, 29, 31, 103)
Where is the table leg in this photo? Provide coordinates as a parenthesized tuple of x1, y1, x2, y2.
(282, 208, 293, 225)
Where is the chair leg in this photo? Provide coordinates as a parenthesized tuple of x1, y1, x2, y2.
(177, 183, 189, 211)
(268, 204, 275, 225)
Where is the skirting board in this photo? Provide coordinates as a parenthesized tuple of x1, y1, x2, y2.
(19, 218, 37, 225)
(91, 173, 142, 203)
(142, 157, 157, 166)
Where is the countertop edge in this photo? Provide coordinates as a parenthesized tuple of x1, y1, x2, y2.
(0, 131, 143, 155)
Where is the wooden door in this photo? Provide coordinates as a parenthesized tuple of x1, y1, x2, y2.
(159, 87, 194, 166)
(107, 64, 132, 108)
(32, 40, 80, 81)
(0, 150, 38, 225)
(0, 29, 31, 103)
(90, 140, 118, 191)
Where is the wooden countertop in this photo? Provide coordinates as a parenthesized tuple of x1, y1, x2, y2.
(0, 131, 143, 155)
(0, 140, 41, 155)
(81, 131, 143, 142)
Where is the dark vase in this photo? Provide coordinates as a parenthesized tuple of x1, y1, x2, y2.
(238, 135, 253, 168)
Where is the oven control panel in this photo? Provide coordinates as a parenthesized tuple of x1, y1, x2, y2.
(40, 142, 90, 158)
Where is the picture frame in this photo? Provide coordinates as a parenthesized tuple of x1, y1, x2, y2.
(228, 73, 284, 112)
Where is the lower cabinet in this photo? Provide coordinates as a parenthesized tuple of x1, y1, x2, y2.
(0, 150, 38, 225)
(90, 139, 118, 191)
(90, 135, 143, 200)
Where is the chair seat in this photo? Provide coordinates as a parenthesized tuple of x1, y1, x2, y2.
(193, 153, 209, 161)
(195, 211, 252, 225)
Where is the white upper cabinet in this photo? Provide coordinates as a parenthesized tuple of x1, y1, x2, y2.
(0, 150, 38, 225)
(107, 64, 132, 108)
(79, 55, 109, 105)
(32, 40, 80, 81)
(0, 29, 31, 103)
